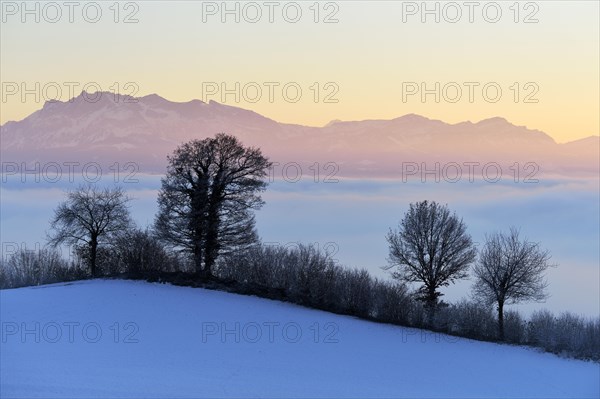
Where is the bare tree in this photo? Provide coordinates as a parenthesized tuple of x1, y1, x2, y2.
(473, 227, 552, 340)
(47, 185, 133, 277)
(155, 133, 271, 279)
(385, 200, 476, 321)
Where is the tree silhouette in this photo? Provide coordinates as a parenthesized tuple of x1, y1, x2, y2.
(155, 133, 271, 279)
(385, 200, 476, 322)
(473, 227, 553, 340)
(48, 185, 132, 277)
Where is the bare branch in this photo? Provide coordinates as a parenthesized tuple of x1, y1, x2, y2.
(385, 200, 476, 316)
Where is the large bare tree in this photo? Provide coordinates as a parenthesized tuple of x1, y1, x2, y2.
(155, 133, 271, 279)
(47, 185, 132, 277)
(473, 227, 553, 340)
(385, 200, 476, 320)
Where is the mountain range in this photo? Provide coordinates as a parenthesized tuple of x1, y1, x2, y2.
(1, 91, 598, 177)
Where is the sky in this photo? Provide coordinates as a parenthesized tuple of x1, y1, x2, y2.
(1, 0, 599, 143)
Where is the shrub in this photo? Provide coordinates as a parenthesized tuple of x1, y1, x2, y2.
(527, 309, 556, 350)
(503, 310, 527, 344)
(370, 279, 412, 325)
(527, 310, 600, 360)
(440, 299, 495, 340)
(110, 228, 188, 276)
(0, 248, 86, 289)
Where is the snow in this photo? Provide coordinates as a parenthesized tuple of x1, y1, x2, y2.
(1, 280, 598, 398)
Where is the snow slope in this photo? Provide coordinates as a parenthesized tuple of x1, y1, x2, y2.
(1, 280, 598, 398)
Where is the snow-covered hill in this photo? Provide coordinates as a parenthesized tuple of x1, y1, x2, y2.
(1, 280, 598, 398)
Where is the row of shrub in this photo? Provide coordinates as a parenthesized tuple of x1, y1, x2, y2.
(216, 244, 600, 361)
(1, 235, 598, 361)
(216, 244, 413, 322)
(433, 301, 600, 359)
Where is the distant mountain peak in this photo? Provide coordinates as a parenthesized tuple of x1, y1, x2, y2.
(40, 90, 139, 108)
(477, 116, 509, 125)
(140, 93, 167, 102)
(42, 99, 63, 109)
(325, 119, 342, 127)
(1, 92, 597, 177)
(397, 113, 431, 121)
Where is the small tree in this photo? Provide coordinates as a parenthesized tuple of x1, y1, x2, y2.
(385, 200, 476, 322)
(473, 227, 552, 340)
(47, 185, 133, 277)
(155, 133, 271, 279)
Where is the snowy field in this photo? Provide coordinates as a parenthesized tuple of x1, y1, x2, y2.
(1, 280, 598, 398)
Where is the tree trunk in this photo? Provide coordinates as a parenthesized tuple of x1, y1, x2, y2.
(204, 254, 215, 280)
(426, 285, 437, 327)
(497, 301, 505, 341)
(191, 180, 209, 280)
(90, 235, 98, 278)
(203, 195, 221, 280)
(193, 243, 204, 278)
(203, 229, 218, 280)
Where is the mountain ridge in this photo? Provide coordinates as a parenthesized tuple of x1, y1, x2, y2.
(1, 91, 597, 177)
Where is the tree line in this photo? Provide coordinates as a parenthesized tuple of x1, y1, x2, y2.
(1, 133, 597, 361)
